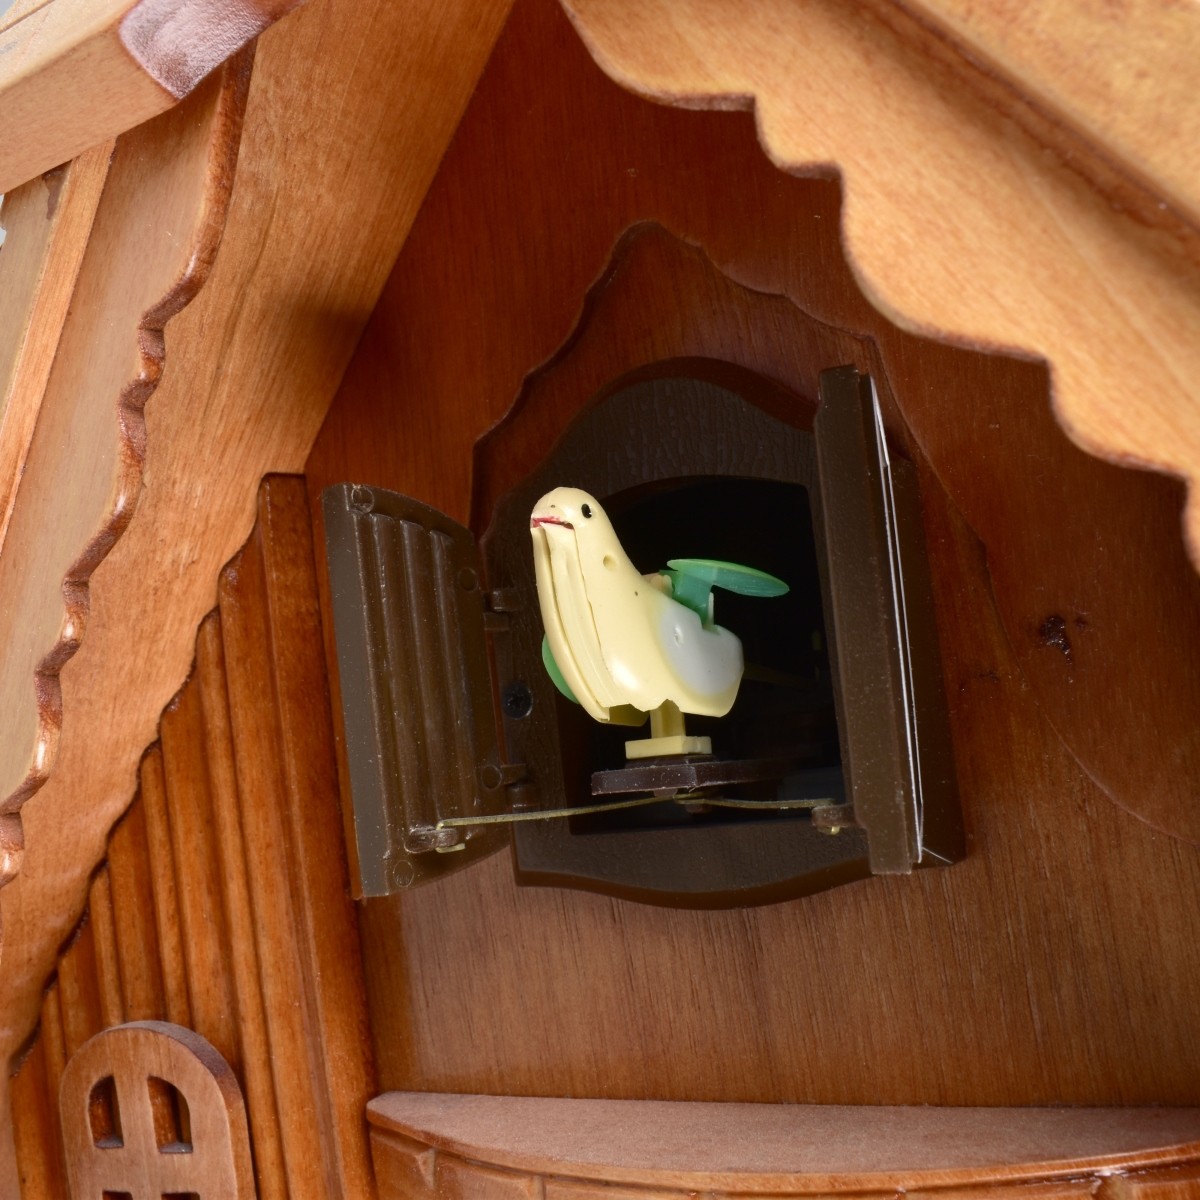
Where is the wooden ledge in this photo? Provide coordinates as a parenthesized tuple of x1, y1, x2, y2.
(367, 1093, 1200, 1194)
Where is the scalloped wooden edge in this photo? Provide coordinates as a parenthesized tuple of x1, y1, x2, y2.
(559, 0, 1200, 573)
(0, 55, 251, 887)
(0, 0, 515, 1141)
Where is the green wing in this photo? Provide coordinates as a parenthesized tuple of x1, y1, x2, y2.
(663, 558, 789, 618)
(541, 635, 579, 703)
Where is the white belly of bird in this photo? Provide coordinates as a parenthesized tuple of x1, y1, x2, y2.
(578, 556, 743, 719)
(532, 518, 745, 722)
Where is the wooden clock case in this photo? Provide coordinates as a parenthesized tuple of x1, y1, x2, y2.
(3, 0, 1200, 1195)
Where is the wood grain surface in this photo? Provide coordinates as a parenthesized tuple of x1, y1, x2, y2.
(0, 55, 248, 865)
(0, 0, 56, 31)
(59, 1021, 255, 1198)
(0, 0, 305, 194)
(0, 0, 512, 1146)
(0, 142, 111, 554)
(306, 0, 1200, 1108)
(559, 0, 1200, 573)
(0, 56, 247, 886)
(4, 0, 1199, 1180)
(368, 1093, 1200, 1196)
(10, 477, 375, 1199)
(870, 0, 1200, 240)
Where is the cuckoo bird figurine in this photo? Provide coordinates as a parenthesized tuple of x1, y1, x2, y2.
(530, 487, 788, 759)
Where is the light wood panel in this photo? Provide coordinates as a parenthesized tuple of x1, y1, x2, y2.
(0, 0, 305, 194)
(0, 0, 514, 1117)
(307, 0, 1200, 1107)
(560, 0, 1200, 571)
(0, 54, 248, 879)
(368, 1094, 1200, 1197)
(0, 0, 56, 31)
(59, 1021, 255, 1198)
(9, 476, 375, 1198)
(873, 0, 1200, 239)
(0, 141, 111, 552)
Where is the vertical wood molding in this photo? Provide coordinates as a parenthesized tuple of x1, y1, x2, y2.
(0, 0, 514, 1103)
(9, 475, 376, 1198)
(194, 611, 290, 1195)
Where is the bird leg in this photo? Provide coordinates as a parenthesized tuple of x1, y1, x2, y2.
(650, 700, 686, 740)
(624, 700, 713, 761)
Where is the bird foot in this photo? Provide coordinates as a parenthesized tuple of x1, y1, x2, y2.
(623, 732, 713, 759)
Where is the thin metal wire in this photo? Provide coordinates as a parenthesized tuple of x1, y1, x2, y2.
(435, 793, 837, 830)
(698, 796, 835, 811)
(436, 794, 666, 829)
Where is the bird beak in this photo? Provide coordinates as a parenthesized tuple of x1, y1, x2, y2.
(531, 515, 572, 530)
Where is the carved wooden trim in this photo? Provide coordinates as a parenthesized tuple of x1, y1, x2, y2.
(9, 476, 376, 1197)
(368, 1093, 1200, 1198)
(59, 1020, 254, 1198)
(0, 54, 250, 895)
(0, 144, 113, 555)
(559, 0, 1200, 572)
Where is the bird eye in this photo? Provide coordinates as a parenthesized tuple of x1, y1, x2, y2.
(581, 503, 593, 518)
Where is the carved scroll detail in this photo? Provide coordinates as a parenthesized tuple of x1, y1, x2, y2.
(9, 477, 375, 1197)
(0, 55, 251, 898)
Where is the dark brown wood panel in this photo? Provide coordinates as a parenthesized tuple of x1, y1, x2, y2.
(9, 476, 375, 1199)
(305, 0, 1200, 1106)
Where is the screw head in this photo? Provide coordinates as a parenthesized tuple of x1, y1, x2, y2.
(502, 680, 534, 719)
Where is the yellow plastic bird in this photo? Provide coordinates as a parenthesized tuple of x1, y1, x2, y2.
(530, 487, 787, 757)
